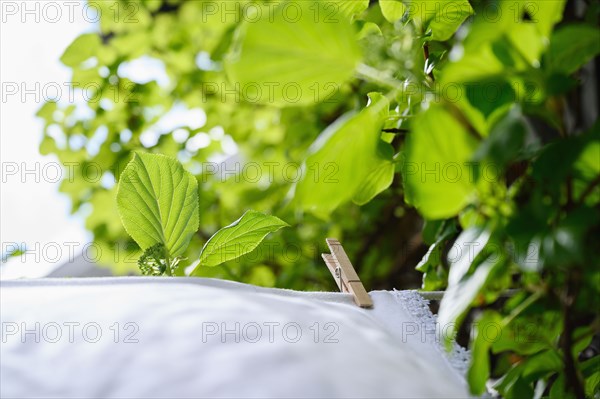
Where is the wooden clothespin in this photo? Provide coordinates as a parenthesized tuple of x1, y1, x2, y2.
(321, 238, 373, 308)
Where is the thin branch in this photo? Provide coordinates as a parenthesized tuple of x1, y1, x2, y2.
(502, 290, 543, 326)
(423, 44, 435, 81)
(578, 174, 600, 204)
(382, 128, 409, 134)
(561, 270, 586, 399)
(447, 102, 484, 141)
(566, 176, 574, 211)
(391, 134, 405, 152)
(420, 289, 522, 301)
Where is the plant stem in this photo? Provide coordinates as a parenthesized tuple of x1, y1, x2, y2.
(502, 290, 542, 327)
(164, 255, 172, 276)
(561, 270, 586, 399)
(446, 102, 483, 141)
(566, 176, 574, 211)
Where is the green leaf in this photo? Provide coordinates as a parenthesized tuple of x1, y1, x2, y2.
(417, 217, 459, 289)
(548, 373, 570, 399)
(492, 311, 562, 355)
(541, 207, 599, 266)
(60, 33, 101, 67)
(353, 95, 395, 205)
(573, 138, 600, 205)
(438, 228, 496, 343)
(225, 1, 361, 106)
(418, 220, 457, 270)
(422, 219, 446, 246)
(473, 106, 528, 172)
(521, 350, 562, 378)
(36, 101, 57, 122)
(547, 24, 600, 74)
(582, 357, 600, 398)
(495, 362, 537, 399)
(379, 0, 406, 23)
(295, 96, 392, 216)
(326, 0, 369, 19)
(468, 311, 502, 395)
(439, 1, 566, 134)
(402, 104, 479, 219)
(352, 154, 395, 205)
(532, 125, 600, 205)
(416, 221, 458, 291)
(463, 79, 516, 119)
(406, 0, 473, 41)
(193, 210, 289, 269)
(116, 152, 199, 258)
(531, 0, 568, 40)
(501, 0, 565, 67)
(357, 21, 383, 39)
(532, 137, 583, 187)
(39, 136, 58, 156)
(415, 236, 448, 290)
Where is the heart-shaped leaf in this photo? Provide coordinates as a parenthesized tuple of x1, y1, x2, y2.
(117, 152, 199, 258)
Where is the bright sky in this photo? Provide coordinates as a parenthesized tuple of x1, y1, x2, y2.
(1, 1, 94, 277)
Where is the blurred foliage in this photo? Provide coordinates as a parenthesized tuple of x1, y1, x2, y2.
(40, 0, 599, 396)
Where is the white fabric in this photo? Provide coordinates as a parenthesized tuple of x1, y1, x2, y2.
(0, 277, 471, 398)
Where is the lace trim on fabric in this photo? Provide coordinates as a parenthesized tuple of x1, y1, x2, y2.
(391, 290, 471, 378)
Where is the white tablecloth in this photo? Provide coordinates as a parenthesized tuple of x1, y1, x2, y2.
(1, 277, 471, 398)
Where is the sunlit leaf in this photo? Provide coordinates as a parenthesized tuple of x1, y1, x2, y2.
(193, 210, 288, 269)
(406, 0, 473, 41)
(225, 1, 361, 106)
(380, 0, 406, 23)
(60, 33, 101, 67)
(117, 152, 199, 257)
(402, 104, 479, 219)
(325, 0, 369, 19)
(295, 95, 392, 216)
(468, 311, 502, 395)
(352, 152, 395, 205)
